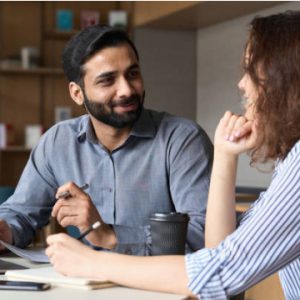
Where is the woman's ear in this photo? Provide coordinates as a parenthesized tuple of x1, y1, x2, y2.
(69, 82, 84, 106)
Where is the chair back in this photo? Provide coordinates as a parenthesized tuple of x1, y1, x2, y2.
(0, 186, 15, 204)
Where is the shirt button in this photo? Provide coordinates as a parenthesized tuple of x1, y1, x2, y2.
(219, 249, 229, 262)
(108, 188, 112, 192)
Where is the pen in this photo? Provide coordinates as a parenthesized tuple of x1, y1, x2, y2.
(77, 221, 101, 241)
(56, 183, 89, 200)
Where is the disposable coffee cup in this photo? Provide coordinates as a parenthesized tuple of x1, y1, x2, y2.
(149, 212, 189, 255)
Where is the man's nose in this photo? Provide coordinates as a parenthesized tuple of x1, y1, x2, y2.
(116, 77, 133, 98)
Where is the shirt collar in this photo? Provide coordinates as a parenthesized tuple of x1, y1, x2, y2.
(77, 115, 98, 144)
(130, 108, 156, 138)
(76, 108, 157, 144)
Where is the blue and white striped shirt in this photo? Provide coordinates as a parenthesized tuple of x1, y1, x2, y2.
(185, 139, 300, 299)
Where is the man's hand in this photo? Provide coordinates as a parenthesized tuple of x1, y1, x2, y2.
(51, 182, 117, 249)
(0, 219, 13, 250)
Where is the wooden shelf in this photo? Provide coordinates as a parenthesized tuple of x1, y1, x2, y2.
(236, 193, 257, 202)
(235, 202, 251, 213)
(0, 1, 124, 185)
(44, 30, 79, 40)
(0, 67, 64, 76)
(0, 146, 31, 152)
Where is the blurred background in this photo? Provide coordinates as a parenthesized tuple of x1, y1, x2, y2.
(1, 1, 296, 193)
(0, 2, 297, 298)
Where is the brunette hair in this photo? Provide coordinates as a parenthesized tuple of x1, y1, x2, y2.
(244, 11, 300, 163)
(62, 25, 139, 84)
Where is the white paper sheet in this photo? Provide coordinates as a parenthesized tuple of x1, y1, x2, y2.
(6, 266, 115, 290)
(0, 240, 49, 263)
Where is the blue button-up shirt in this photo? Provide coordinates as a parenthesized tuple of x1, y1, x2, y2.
(0, 108, 213, 255)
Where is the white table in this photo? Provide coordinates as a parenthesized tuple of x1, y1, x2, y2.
(0, 256, 188, 300)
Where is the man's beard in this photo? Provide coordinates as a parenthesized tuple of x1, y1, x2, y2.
(83, 92, 144, 129)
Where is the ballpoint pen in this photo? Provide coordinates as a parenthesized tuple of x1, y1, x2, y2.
(77, 221, 101, 241)
(56, 183, 89, 200)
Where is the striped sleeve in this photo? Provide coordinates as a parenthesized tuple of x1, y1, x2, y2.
(185, 141, 300, 299)
(279, 259, 300, 298)
(185, 249, 227, 299)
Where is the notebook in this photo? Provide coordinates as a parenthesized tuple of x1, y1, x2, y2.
(5, 266, 115, 290)
(0, 259, 27, 274)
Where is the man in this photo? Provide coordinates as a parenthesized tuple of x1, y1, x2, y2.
(0, 25, 213, 255)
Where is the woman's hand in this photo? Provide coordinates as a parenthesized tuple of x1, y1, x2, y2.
(205, 111, 259, 248)
(46, 234, 193, 297)
(46, 233, 106, 280)
(214, 111, 259, 156)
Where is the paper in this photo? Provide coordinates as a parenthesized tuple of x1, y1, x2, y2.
(0, 258, 27, 274)
(6, 266, 115, 290)
(0, 240, 49, 263)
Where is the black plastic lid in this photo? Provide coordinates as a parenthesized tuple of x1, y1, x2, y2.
(149, 212, 189, 222)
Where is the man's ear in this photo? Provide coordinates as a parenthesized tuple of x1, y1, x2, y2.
(69, 82, 84, 106)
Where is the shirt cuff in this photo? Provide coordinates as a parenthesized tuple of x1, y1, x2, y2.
(110, 224, 152, 256)
(0, 213, 34, 248)
(185, 248, 227, 300)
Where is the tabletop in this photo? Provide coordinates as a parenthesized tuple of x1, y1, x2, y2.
(0, 256, 188, 300)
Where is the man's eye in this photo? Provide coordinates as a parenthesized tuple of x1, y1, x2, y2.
(128, 70, 140, 78)
(98, 77, 114, 85)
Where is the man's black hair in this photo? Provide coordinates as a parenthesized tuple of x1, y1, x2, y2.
(62, 25, 139, 84)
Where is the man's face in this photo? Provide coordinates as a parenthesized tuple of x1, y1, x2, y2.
(81, 44, 145, 128)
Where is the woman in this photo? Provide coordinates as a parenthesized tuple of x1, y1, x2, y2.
(46, 11, 300, 299)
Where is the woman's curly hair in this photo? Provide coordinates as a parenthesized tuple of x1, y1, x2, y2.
(244, 11, 300, 164)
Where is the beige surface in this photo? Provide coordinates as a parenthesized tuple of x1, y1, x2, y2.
(0, 256, 285, 300)
(245, 273, 284, 300)
(0, 257, 186, 300)
(0, 254, 285, 300)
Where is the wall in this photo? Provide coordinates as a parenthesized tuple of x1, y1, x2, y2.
(134, 28, 196, 120)
(196, 2, 300, 188)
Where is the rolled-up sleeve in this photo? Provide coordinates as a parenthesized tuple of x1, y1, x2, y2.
(185, 143, 300, 299)
(111, 224, 151, 255)
(186, 248, 227, 299)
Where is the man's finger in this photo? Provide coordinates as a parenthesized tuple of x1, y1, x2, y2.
(56, 205, 77, 222)
(57, 214, 78, 228)
(51, 199, 64, 217)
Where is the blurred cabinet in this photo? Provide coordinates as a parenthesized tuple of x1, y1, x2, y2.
(0, 1, 128, 185)
(0, 147, 30, 186)
(0, 1, 282, 185)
